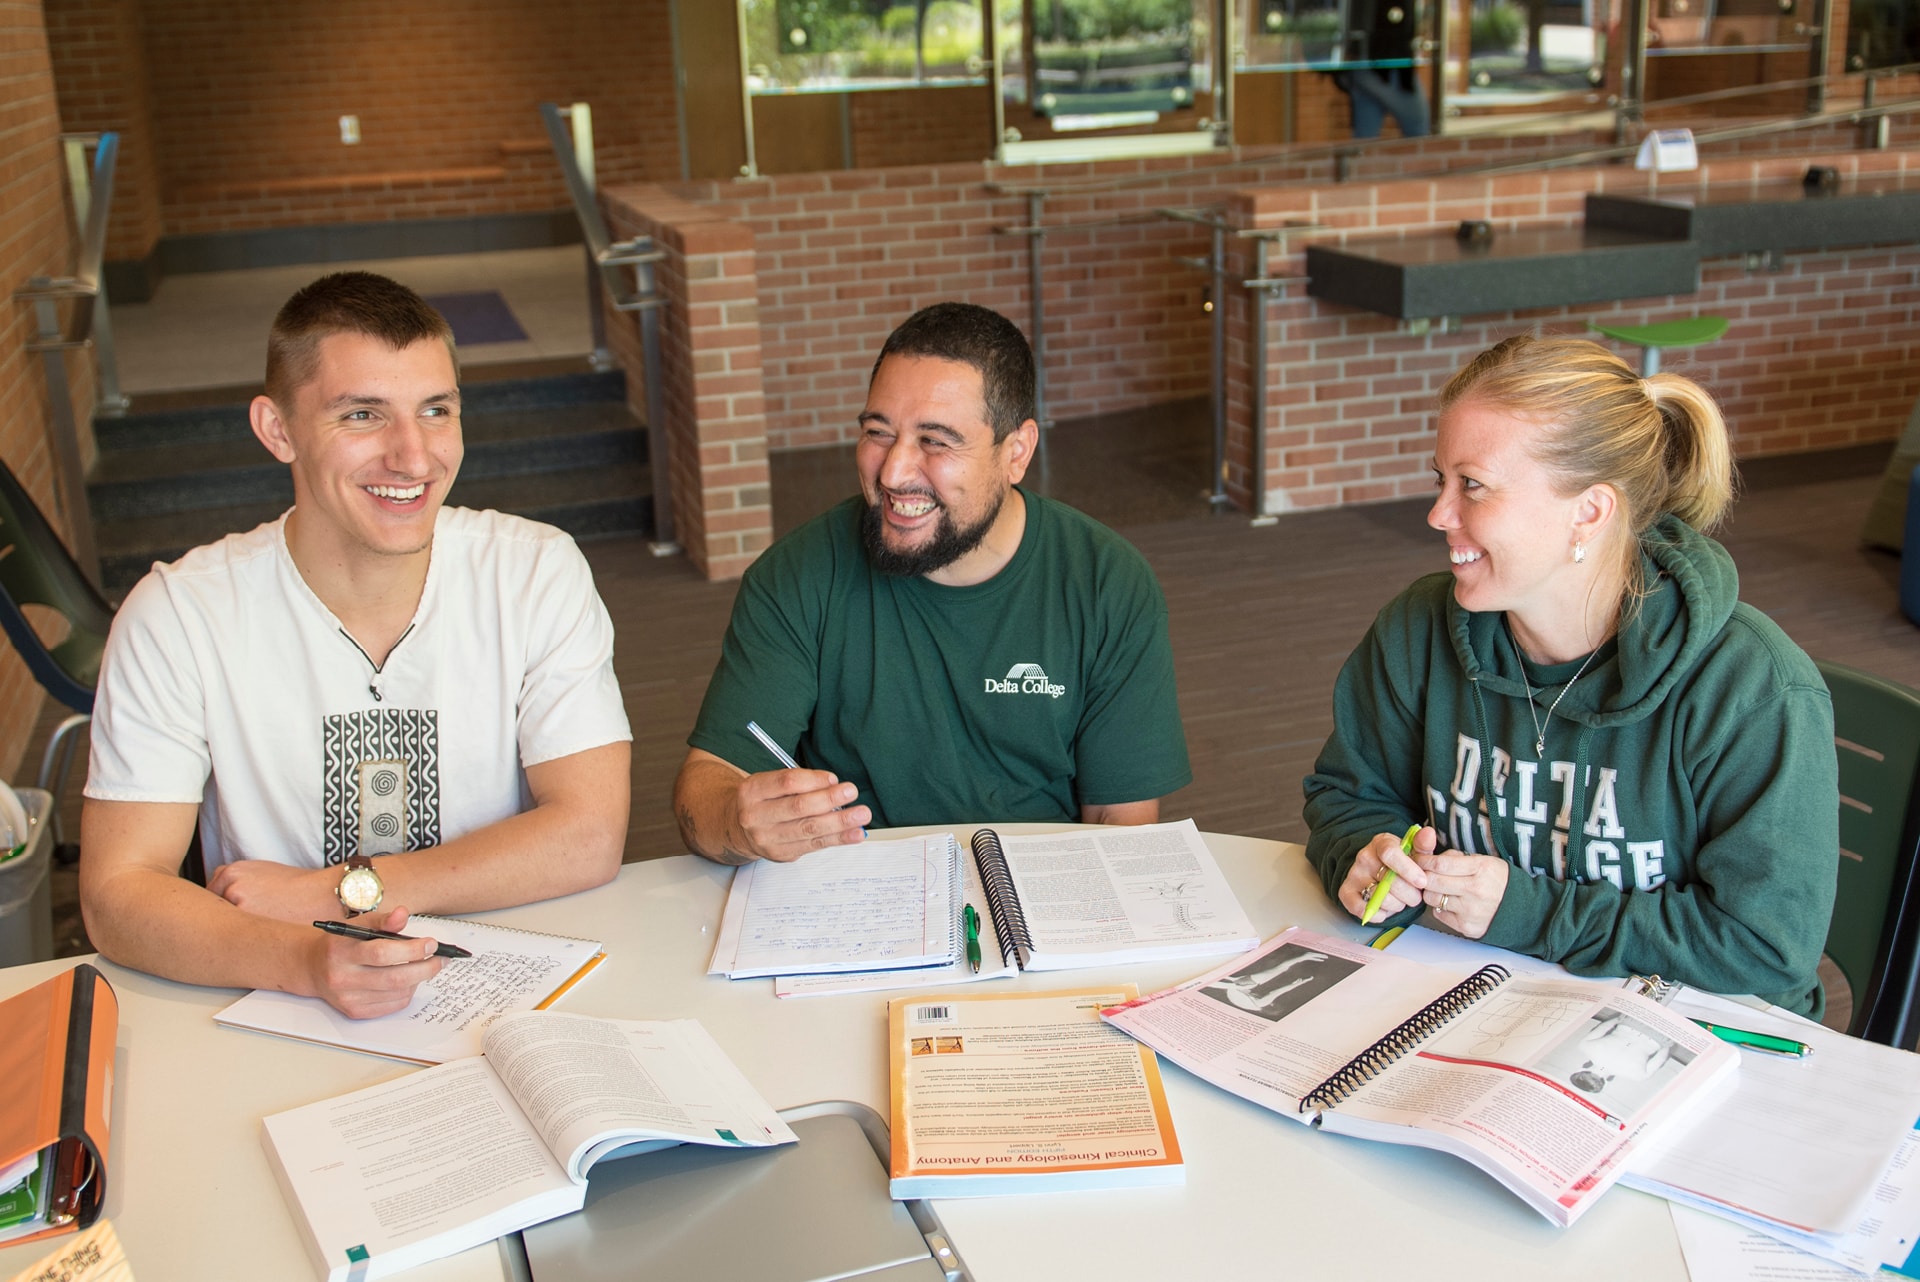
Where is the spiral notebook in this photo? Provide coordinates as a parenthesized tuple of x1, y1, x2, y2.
(1102, 927, 1739, 1226)
(969, 820, 1258, 971)
(214, 916, 604, 1064)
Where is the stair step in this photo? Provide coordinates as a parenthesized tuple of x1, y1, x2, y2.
(90, 370, 650, 595)
(92, 370, 629, 451)
(97, 464, 655, 594)
(89, 404, 647, 520)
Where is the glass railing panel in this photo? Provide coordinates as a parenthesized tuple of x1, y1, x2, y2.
(743, 0, 989, 94)
(1463, 0, 1606, 98)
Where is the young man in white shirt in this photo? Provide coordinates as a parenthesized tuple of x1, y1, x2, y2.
(80, 272, 633, 1017)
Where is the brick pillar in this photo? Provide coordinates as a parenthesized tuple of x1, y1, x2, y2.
(602, 184, 772, 581)
(42, 0, 164, 289)
(0, 0, 94, 779)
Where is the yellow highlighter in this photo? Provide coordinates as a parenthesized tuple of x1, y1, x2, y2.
(1361, 825, 1422, 926)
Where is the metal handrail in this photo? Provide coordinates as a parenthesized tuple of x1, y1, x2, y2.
(10, 130, 123, 581)
(16, 132, 119, 352)
(1636, 59, 1920, 116)
(985, 61, 1917, 202)
(1443, 94, 1920, 181)
(539, 102, 678, 556)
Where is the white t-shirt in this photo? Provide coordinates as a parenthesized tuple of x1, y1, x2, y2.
(85, 507, 632, 872)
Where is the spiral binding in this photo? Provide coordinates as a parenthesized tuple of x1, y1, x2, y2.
(969, 829, 1031, 966)
(942, 832, 965, 962)
(1298, 962, 1511, 1116)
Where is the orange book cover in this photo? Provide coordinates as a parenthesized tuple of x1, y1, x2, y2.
(887, 985, 1183, 1198)
(0, 964, 117, 1249)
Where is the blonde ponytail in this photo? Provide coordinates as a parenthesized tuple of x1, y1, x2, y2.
(1644, 372, 1736, 532)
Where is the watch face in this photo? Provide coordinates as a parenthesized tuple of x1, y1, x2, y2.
(339, 866, 383, 913)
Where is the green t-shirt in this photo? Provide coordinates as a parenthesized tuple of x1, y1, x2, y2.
(690, 490, 1191, 827)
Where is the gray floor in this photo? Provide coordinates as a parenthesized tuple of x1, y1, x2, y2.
(108, 245, 593, 394)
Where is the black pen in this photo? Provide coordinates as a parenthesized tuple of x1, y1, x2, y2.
(312, 920, 473, 959)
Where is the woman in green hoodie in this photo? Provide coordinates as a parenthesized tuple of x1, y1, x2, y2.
(1303, 335, 1838, 1015)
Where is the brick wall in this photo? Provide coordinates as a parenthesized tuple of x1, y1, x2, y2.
(848, 85, 996, 170)
(678, 128, 1613, 451)
(0, 0, 94, 780)
(41, 0, 160, 263)
(115, 0, 683, 237)
(1225, 147, 1920, 515)
(602, 185, 771, 582)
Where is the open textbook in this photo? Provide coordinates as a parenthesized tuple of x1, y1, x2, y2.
(752, 821, 1258, 997)
(1385, 924, 1920, 1272)
(1101, 927, 1739, 1226)
(970, 820, 1258, 970)
(216, 916, 604, 1063)
(887, 987, 1184, 1198)
(263, 1011, 797, 1282)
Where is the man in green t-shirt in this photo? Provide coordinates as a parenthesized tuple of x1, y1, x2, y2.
(674, 302, 1191, 864)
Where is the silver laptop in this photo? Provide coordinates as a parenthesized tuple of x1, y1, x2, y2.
(510, 1102, 966, 1282)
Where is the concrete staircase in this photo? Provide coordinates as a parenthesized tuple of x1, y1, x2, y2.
(89, 370, 653, 594)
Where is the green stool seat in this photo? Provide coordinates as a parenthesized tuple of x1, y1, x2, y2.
(1590, 317, 1729, 376)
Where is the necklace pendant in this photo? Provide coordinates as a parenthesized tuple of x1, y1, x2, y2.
(1535, 736, 1545, 756)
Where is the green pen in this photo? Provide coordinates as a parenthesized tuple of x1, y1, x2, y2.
(963, 904, 982, 974)
(1690, 1019, 1813, 1058)
(1361, 825, 1422, 926)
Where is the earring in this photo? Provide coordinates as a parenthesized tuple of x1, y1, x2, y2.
(1572, 541, 1585, 564)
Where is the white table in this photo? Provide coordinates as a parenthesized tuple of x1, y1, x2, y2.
(0, 829, 1695, 1282)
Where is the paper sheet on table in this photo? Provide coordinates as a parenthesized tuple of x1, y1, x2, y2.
(1660, 1119, 1920, 1275)
(1670, 1204, 1872, 1282)
(1624, 988, 1920, 1237)
(775, 854, 1014, 997)
(707, 833, 961, 978)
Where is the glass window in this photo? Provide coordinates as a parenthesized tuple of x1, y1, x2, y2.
(1001, 0, 1215, 136)
(1466, 0, 1605, 95)
(744, 0, 987, 94)
(1647, 0, 1809, 57)
(1847, 0, 1920, 71)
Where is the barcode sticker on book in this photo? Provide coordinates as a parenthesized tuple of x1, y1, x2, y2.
(912, 1005, 952, 1023)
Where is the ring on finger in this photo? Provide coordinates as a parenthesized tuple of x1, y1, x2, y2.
(1439, 893, 1451, 913)
(1363, 879, 1379, 900)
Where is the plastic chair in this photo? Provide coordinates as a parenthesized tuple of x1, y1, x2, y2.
(1816, 659, 1920, 1046)
(0, 458, 114, 858)
(1590, 316, 1729, 377)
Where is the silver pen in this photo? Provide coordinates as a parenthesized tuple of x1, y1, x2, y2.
(746, 720, 800, 770)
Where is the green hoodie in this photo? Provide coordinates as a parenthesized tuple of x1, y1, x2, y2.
(1303, 515, 1838, 1015)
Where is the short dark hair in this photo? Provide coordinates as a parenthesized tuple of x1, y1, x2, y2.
(871, 302, 1035, 442)
(264, 272, 457, 406)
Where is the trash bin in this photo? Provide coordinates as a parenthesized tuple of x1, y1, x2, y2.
(0, 788, 55, 969)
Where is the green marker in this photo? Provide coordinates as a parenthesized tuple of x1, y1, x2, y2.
(1361, 825, 1422, 926)
(964, 904, 982, 974)
(1690, 1019, 1813, 1058)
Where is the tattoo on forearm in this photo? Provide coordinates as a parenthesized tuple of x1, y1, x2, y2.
(679, 800, 751, 864)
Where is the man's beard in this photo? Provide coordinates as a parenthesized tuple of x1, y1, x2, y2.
(860, 488, 1004, 578)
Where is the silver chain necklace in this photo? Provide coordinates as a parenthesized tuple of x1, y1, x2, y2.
(1509, 622, 1602, 758)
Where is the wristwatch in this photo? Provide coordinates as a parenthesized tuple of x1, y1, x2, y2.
(335, 854, 384, 918)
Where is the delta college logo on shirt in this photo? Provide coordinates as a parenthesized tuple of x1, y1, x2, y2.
(984, 662, 1067, 699)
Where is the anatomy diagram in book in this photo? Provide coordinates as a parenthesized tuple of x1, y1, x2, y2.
(1450, 992, 1591, 1060)
(1141, 878, 1210, 932)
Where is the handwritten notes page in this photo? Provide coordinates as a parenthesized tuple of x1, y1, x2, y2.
(707, 833, 961, 978)
(214, 917, 603, 1064)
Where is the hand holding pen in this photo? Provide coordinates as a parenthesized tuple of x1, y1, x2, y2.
(305, 906, 450, 1020)
(1351, 824, 1435, 926)
(713, 721, 869, 863)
